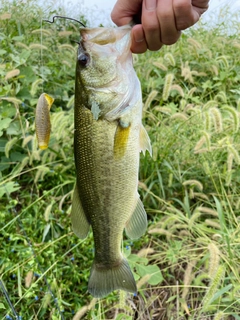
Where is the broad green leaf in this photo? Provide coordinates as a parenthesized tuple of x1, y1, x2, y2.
(1, 105, 16, 118)
(6, 121, 21, 135)
(18, 66, 36, 84)
(135, 264, 163, 285)
(0, 117, 12, 137)
(0, 156, 10, 171)
(19, 49, 31, 61)
(135, 264, 147, 278)
(147, 265, 163, 285)
(123, 245, 131, 258)
(0, 49, 6, 55)
(12, 35, 25, 41)
(10, 152, 28, 162)
(0, 303, 6, 309)
(128, 254, 148, 265)
(0, 181, 20, 197)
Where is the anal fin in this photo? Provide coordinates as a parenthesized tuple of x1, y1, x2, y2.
(71, 184, 90, 239)
(125, 196, 148, 239)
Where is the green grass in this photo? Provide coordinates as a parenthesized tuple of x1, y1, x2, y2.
(1, 1, 240, 319)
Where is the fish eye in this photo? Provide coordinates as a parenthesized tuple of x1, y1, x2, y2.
(78, 53, 89, 67)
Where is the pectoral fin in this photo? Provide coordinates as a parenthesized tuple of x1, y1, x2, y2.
(140, 125, 152, 156)
(125, 196, 148, 239)
(71, 184, 90, 239)
(114, 121, 131, 159)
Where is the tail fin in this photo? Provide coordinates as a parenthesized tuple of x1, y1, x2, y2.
(88, 258, 137, 298)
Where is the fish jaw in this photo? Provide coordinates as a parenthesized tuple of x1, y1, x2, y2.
(75, 25, 138, 119)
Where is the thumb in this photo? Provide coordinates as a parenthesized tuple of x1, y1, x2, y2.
(111, 0, 142, 26)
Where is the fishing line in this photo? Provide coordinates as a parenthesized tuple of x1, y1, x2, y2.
(2, 15, 84, 318)
(2, 191, 65, 320)
(15, 213, 65, 320)
(39, 15, 85, 90)
(40, 18, 44, 93)
(0, 279, 20, 320)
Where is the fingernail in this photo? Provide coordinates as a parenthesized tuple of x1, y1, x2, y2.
(134, 34, 144, 43)
(146, 0, 156, 10)
(132, 26, 144, 43)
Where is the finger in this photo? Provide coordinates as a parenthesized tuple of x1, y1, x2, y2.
(142, 0, 163, 51)
(131, 25, 148, 54)
(192, 0, 210, 14)
(173, 0, 208, 30)
(111, 0, 142, 26)
(157, 0, 181, 45)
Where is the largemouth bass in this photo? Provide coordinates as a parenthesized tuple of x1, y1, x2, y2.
(71, 25, 152, 298)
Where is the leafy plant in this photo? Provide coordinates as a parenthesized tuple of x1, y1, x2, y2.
(1, 1, 240, 319)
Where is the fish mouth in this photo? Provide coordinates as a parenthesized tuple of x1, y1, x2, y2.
(78, 25, 132, 61)
(79, 25, 132, 46)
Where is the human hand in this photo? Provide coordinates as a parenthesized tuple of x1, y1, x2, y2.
(111, 0, 210, 53)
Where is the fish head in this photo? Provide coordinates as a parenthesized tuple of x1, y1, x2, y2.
(75, 26, 139, 119)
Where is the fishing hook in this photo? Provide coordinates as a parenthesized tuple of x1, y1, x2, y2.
(44, 15, 86, 27)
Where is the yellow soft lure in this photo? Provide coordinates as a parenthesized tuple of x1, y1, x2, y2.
(35, 93, 54, 149)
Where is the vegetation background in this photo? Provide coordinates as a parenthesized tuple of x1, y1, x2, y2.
(0, 0, 240, 319)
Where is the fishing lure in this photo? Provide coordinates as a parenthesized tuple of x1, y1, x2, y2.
(35, 93, 54, 149)
(35, 17, 84, 150)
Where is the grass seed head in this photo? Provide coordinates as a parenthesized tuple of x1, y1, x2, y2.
(5, 69, 20, 80)
(182, 260, 197, 300)
(222, 105, 239, 133)
(208, 243, 220, 278)
(152, 61, 168, 71)
(144, 90, 158, 111)
(210, 107, 223, 133)
(164, 52, 176, 66)
(162, 73, 174, 101)
(202, 265, 225, 311)
(228, 145, 240, 165)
